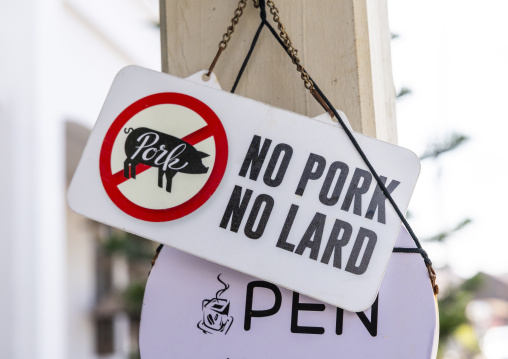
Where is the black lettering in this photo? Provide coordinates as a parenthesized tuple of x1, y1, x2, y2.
(319, 161, 349, 206)
(295, 212, 326, 260)
(238, 135, 272, 180)
(263, 143, 293, 187)
(219, 185, 253, 232)
(341, 168, 372, 215)
(295, 154, 326, 196)
(345, 227, 377, 275)
(276, 204, 299, 252)
(365, 176, 400, 224)
(335, 295, 378, 336)
(320, 219, 353, 268)
(244, 194, 274, 239)
(291, 292, 325, 334)
(356, 295, 379, 336)
(244, 281, 282, 331)
(335, 307, 344, 335)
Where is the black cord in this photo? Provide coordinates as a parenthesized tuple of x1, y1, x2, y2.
(231, 21, 265, 93)
(393, 247, 427, 254)
(230, 0, 431, 265)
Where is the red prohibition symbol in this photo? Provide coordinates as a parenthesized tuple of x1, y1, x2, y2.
(99, 93, 228, 222)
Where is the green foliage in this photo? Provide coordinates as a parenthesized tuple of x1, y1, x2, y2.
(460, 272, 483, 292)
(438, 274, 483, 352)
(102, 232, 156, 261)
(453, 324, 481, 355)
(420, 133, 469, 160)
(122, 281, 146, 319)
(396, 87, 412, 98)
(416, 131, 477, 355)
(99, 230, 154, 356)
(425, 218, 472, 242)
(393, 34, 478, 357)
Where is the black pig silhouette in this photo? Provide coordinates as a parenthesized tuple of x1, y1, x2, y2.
(123, 127, 209, 192)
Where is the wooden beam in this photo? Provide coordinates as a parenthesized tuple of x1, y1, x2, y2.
(159, 0, 397, 143)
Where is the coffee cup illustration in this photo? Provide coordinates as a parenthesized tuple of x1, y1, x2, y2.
(197, 274, 234, 335)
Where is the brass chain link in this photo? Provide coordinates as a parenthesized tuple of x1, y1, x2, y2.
(207, 0, 254, 76)
(206, 0, 332, 117)
(218, 0, 248, 50)
(266, 0, 314, 90)
(209, 0, 312, 91)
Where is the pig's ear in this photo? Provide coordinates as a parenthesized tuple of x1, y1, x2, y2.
(197, 151, 210, 158)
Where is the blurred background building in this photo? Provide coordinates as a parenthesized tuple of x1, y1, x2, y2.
(0, 0, 159, 358)
(1, 0, 507, 358)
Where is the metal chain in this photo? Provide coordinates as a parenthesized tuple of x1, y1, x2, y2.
(266, 0, 313, 90)
(218, 0, 248, 50)
(265, 0, 333, 115)
(207, 0, 332, 116)
(207, 0, 256, 76)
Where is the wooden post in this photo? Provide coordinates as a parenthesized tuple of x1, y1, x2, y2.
(159, 0, 397, 143)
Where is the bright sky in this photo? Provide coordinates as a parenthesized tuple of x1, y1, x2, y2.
(388, 0, 508, 277)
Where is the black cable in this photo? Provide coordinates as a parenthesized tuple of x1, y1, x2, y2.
(231, 0, 431, 265)
(306, 62, 430, 264)
(393, 247, 427, 254)
(231, 21, 265, 93)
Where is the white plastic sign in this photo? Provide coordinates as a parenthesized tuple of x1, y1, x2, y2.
(68, 66, 420, 311)
(140, 227, 438, 359)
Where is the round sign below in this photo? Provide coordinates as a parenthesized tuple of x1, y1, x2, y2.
(140, 228, 438, 359)
(99, 93, 228, 222)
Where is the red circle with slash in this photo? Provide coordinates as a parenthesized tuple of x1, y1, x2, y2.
(99, 93, 228, 222)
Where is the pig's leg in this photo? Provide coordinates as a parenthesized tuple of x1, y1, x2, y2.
(158, 167, 164, 188)
(165, 170, 177, 193)
(131, 162, 137, 179)
(124, 159, 130, 179)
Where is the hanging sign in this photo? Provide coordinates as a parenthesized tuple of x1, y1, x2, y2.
(139, 227, 438, 359)
(68, 65, 420, 311)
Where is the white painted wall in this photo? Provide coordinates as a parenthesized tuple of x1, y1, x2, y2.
(0, 0, 160, 358)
